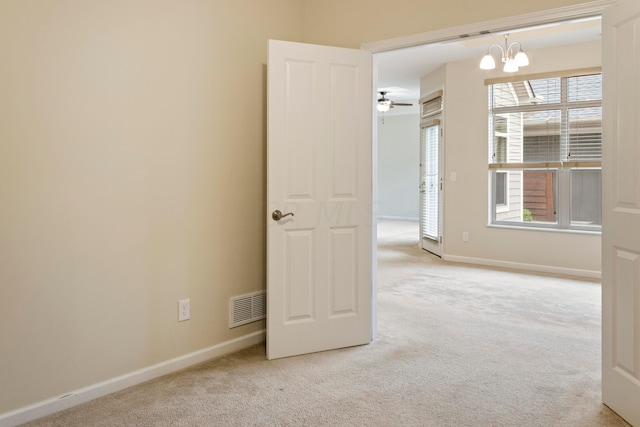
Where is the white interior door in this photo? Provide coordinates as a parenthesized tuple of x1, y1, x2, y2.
(602, 0, 640, 425)
(420, 118, 443, 257)
(267, 40, 373, 360)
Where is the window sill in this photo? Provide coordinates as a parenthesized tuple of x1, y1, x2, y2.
(486, 223, 601, 236)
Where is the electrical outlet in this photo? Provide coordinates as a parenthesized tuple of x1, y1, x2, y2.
(178, 299, 190, 322)
(462, 232, 469, 242)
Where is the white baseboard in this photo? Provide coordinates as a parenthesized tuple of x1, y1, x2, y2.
(377, 216, 419, 222)
(442, 254, 601, 280)
(0, 330, 265, 427)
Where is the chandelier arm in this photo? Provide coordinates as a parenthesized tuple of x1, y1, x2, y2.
(487, 44, 506, 60)
(506, 41, 523, 59)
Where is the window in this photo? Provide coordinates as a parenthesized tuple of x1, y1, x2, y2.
(488, 71, 601, 231)
(495, 172, 507, 206)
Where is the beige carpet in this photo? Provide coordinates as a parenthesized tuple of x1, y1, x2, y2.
(22, 220, 630, 426)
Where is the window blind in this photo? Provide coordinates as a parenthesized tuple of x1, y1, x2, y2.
(421, 90, 443, 119)
(421, 123, 439, 241)
(489, 73, 602, 169)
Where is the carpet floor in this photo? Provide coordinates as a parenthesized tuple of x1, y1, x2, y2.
(22, 220, 630, 426)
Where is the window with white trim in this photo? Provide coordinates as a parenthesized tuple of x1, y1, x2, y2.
(488, 71, 602, 231)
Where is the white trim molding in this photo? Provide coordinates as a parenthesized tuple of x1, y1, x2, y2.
(0, 331, 265, 427)
(443, 254, 601, 279)
(377, 215, 419, 222)
(362, 0, 616, 53)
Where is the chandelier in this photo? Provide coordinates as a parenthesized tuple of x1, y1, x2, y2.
(479, 34, 530, 73)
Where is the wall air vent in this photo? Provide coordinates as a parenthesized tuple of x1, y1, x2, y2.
(229, 291, 266, 328)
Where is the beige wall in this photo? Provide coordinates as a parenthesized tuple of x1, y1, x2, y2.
(0, 0, 602, 418)
(0, 0, 303, 414)
(302, 0, 590, 48)
(377, 113, 420, 220)
(426, 40, 602, 274)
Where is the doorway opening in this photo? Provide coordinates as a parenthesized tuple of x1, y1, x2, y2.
(371, 10, 603, 274)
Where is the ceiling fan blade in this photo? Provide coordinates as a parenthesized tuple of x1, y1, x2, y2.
(391, 102, 413, 106)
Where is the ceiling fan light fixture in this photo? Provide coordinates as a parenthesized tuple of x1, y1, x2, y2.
(377, 101, 391, 113)
(376, 91, 413, 112)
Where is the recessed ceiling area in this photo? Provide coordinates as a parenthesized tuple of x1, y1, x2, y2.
(376, 16, 602, 104)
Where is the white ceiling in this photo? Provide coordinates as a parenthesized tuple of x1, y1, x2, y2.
(376, 16, 602, 104)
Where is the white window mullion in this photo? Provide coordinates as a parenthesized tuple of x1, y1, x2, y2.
(557, 169, 571, 228)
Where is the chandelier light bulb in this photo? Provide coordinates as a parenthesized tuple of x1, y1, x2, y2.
(480, 54, 496, 70)
(503, 60, 519, 73)
(514, 51, 529, 67)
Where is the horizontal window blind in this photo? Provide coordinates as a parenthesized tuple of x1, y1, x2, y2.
(420, 123, 439, 241)
(484, 67, 601, 86)
(567, 107, 602, 161)
(421, 90, 443, 119)
(489, 73, 602, 168)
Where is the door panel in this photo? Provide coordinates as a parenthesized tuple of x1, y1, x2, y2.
(329, 227, 358, 317)
(602, 0, 640, 424)
(267, 40, 373, 360)
(284, 230, 314, 322)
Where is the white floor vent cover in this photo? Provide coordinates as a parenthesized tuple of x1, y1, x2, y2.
(229, 291, 266, 328)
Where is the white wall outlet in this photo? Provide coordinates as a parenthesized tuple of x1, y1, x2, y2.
(450, 172, 457, 182)
(462, 231, 469, 242)
(178, 298, 190, 322)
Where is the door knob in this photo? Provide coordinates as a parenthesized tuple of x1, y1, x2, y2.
(272, 210, 294, 221)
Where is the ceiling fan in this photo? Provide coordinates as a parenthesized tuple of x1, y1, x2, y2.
(377, 91, 413, 112)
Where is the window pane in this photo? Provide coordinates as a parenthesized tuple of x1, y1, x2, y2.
(567, 107, 602, 161)
(494, 171, 523, 222)
(496, 172, 507, 206)
(571, 169, 601, 226)
(523, 110, 561, 162)
(567, 74, 602, 102)
(493, 170, 557, 224)
(492, 78, 561, 108)
(495, 116, 507, 134)
(492, 83, 518, 108)
(523, 171, 557, 223)
(492, 136, 507, 163)
(529, 78, 561, 104)
(490, 112, 526, 164)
